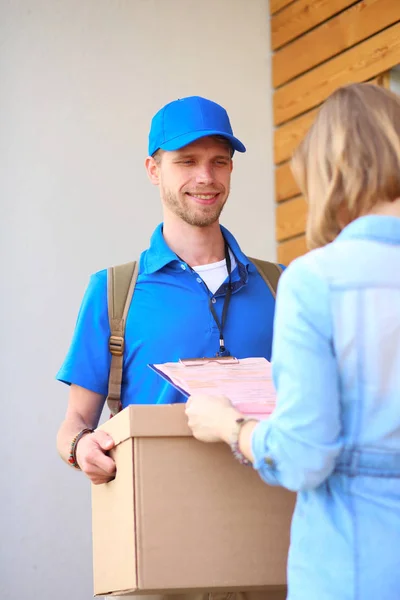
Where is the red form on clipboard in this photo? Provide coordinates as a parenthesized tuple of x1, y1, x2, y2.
(149, 357, 276, 419)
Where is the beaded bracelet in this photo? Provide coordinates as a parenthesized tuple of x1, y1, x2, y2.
(230, 417, 255, 466)
(68, 428, 94, 469)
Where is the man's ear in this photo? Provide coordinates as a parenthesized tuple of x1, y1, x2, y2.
(145, 156, 160, 186)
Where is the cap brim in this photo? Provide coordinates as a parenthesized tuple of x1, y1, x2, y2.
(159, 130, 246, 153)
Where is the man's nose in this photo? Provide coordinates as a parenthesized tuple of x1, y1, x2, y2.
(195, 164, 214, 184)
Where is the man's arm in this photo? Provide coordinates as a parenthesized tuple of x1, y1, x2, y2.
(57, 384, 116, 485)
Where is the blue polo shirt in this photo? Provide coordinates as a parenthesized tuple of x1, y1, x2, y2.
(57, 224, 280, 407)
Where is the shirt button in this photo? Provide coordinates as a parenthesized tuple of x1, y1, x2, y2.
(181, 264, 186, 270)
(264, 456, 274, 466)
(196, 277, 202, 283)
(211, 297, 217, 304)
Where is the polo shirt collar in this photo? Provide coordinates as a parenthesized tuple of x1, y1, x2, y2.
(143, 223, 250, 275)
(143, 224, 178, 274)
(221, 225, 251, 268)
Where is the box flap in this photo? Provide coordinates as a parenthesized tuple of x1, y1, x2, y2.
(97, 404, 192, 445)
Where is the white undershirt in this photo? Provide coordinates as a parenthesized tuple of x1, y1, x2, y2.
(192, 249, 237, 295)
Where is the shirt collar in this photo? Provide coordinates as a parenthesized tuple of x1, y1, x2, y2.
(337, 215, 400, 245)
(220, 225, 251, 267)
(142, 223, 250, 275)
(142, 224, 179, 274)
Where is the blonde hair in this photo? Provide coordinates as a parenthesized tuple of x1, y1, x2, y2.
(291, 83, 400, 249)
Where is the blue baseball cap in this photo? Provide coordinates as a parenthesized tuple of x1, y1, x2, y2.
(148, 96, 246, 156)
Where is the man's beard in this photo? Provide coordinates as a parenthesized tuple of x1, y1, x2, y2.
(162, 186, 228, 227)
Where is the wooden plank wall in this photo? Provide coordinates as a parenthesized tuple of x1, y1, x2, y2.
(270, 0, 400, 265)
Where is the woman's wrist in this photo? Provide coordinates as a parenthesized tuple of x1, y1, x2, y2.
(217, 407, 244, 444)
(217, 408, 258, 464)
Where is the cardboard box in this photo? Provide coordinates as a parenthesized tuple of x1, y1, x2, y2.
(92, 405, 295, 597)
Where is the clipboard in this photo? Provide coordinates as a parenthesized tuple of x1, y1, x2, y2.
(148, 357, 277, 419)
(148, 363, 190, 398)
(179, 356, 239, 367)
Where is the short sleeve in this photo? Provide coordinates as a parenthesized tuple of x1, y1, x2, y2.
(56, 270, 111, 395)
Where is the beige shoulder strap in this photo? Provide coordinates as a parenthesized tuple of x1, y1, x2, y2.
(248, 257, 283, 299)
(106, 261, 139, 415)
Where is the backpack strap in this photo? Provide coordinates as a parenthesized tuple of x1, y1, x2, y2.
(248, 257, 283, 299)
(106, 261, 139, 416)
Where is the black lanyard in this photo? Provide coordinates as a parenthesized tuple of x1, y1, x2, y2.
(177, 240, 233, 356)
(205, 241, 233, 357)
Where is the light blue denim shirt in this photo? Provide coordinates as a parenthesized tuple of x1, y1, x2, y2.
(251, 216, 400, 600)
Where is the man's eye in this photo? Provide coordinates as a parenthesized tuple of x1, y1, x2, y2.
(180, 160, 194, 165)
(215, 160, 229, 166)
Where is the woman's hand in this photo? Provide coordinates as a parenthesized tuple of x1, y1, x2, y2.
(185, 394, 240, 442)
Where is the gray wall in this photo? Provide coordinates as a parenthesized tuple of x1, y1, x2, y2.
(0, 1, 275, 599)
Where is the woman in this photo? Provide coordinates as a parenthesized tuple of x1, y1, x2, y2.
(185, 83, 400, 600)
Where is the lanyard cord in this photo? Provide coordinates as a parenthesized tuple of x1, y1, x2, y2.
(177, 240, 233, 356)
(204, 241, 232, 356)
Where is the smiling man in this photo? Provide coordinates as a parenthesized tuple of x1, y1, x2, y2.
(56, 94, 284, 599)
(57, 96, 280, 473)
(151, 136, 230, 224)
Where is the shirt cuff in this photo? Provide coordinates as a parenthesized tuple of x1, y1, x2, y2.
(251, 419, 281, 486)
